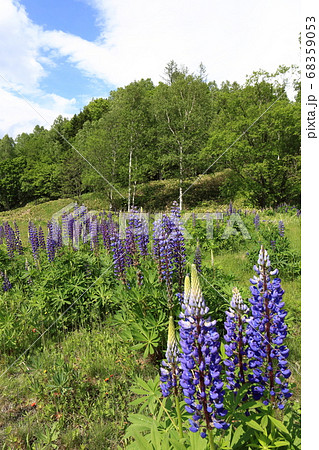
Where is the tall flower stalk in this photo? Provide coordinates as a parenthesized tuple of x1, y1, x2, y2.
(278, 220, 285, 237)
(4, 222, 15, 258)
(160, 315, 183, 437)
(179, 265, 228, 443)
(224, 287, 250, 394)
(246, 246, 291, 408)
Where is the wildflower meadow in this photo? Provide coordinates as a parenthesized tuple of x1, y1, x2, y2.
(0, 201, 301, 449)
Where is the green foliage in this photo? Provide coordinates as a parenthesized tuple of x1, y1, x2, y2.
(245, 221, 301, 279)
(0, 63, 300, 211)
(0, 206, 300, 448)
(0, 326, 156, 448)
(125, 377, 301, 449)
(0, 157, 25, 210)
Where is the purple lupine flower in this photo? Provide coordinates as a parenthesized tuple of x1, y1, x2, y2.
(193, 243, 202, 274)
(278, 220, 285, 237)
(246, 246, 291, 408)
(28, 221, 39, 260)
(1, 270, 12, 291)
(254, 213, 260, 230)
(46, 234, 56, 262)
(0, 224, 4, 244)
(4, 222, 16, 258)
(68, 214, 74, 246)
(270, 240, 276, 251)
(179, 265, 228, 434)
(153, 214, 175, 302)
(100, 217, 116, 253)
(125, 209, 149, 263)
(153, 204, 186, 299)
(160, 315, 180, 398)
(170, 202, 186, 290)
(38, 226, 46, 251)
(224, 288, 250, 392)
(89, 215, 99, 254)
(110, 227, 127, 284)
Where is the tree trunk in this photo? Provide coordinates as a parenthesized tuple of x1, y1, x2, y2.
(128, 146, 133, 211)
(179, 144, 183, 211)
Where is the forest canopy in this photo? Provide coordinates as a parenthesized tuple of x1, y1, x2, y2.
(0, 62, 301, 211)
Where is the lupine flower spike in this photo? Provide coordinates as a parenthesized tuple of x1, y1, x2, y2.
(1, 270, 12, 292)
(160, 314, 183, 437)
(254, 213, 260, 230)
(246, 246, 291, 409)
(160, 315, 179, 398)
(179, 265, 228, 439)
(278, 220, 285, 237)
(224, 288, 250, 393)
(193, 242, 202, 273)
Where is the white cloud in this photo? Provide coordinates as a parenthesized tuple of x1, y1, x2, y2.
(0, 88, 76, 137)
(78, 0, 301, 87)
(0, 0, 300, 138)
(0, 0, 80, 137)
(0, 0, 44, 94)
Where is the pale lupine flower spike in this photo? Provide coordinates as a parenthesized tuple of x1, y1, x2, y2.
(224, 287, 250, 393)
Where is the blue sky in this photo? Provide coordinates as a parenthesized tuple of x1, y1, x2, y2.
(21, 0, 100, 41)
(0, 0, 301, 138)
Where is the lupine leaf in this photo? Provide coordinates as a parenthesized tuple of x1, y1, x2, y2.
(150, 423, 162, 449)
(189, 431, 209, 449)
(261, 415, 269, 429)
(231, 424, 245, 447)
(272, 440, 291, 448)
(268, 416, 289, 435)
(128, 430, 153, 449)
(245, 419, 265, 432)
(127, 413, 155, 430)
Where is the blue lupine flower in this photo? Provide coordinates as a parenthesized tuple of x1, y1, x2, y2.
(101, 217, 116, 253)
(46, 234, 56, 262)
(28, 221, 39, 260)
(153, 202, 186, 292)
(278, 220, 285, 237)
(1, 270, 12, 291)
(110, 226, 127, 284)
(153, 213, 175, 300)
(124, 209, 149, 272)
(246, 246, 291, 408)
(89, 216, 99, 253)
(254, 214, 260, 230)
(0, 225, 4, 245)
(179, 265, 228, 433)
(170, 203, 186, 279)
(38, 226, 46, 251)
(224, 288, 250, 392)
(4, 222, 16, 258)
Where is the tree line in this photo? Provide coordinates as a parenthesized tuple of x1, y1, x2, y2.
(0, 62, 301, 211)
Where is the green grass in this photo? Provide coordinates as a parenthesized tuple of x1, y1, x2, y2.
(0, 324, 156, 449)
